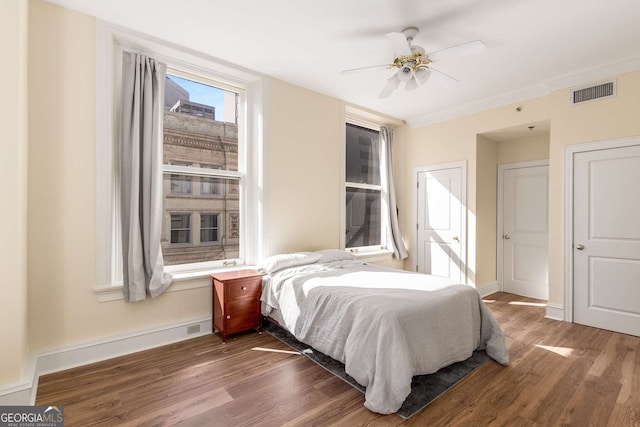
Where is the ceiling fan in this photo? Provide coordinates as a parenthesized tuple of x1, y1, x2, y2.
(341, 26, 485, 98)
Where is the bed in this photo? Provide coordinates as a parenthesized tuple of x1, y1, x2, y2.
(258, 250, 509, 414)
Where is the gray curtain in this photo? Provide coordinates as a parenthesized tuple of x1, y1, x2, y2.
(120, 52, 173, 301)
(380, 127, 409, 260)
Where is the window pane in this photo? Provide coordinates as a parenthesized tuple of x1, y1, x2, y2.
(162, 74, 241, 265)
(201, 214, 219, 243)
(201, 213, 218, 228)
(169, 161, 193, 194)
(164, 75, 238, 172)
(163, 174, 239, 265)
(200, 164, 222, 195)
(200, 177, 220, 195)
(170, 175, 192, 194)
(170, 214, 191, 244)
(346, 123, 380, 185)
(201, 229, 216, 242)
(345, 188, 381, 248)
(171, 214, 190, 229)
(171, 230, 190, 244)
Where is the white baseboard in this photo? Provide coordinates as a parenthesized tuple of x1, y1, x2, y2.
(0, 354, 37, 406)
(0, 382, 33, 406)
(0, 317, 212, 406)
(545, 303, 565, 321)
(477, 281, 499, 298)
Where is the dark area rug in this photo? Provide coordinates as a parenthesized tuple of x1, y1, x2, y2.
(262, 319, 489, 419)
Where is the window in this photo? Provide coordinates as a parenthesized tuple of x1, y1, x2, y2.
(345, 123, 382, 250)
(170, 161, 192, 195)
(170, 214, 191, 244)
(171, 175, 192, 194)
(200, 213, 219, 243)
(161, 73, 241, 266)
(96, 23, 264, 296)
(200, 165, 222, 196)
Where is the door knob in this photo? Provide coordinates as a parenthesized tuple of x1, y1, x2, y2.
(504, 234, 511, 240)
(453, 236, 459, 241)
(576, 244, 585, 250)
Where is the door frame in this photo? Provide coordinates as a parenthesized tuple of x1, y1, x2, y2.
(497, 159, 549, 293)
(563, 136, 640, 322)
(413, 161, 467, 282)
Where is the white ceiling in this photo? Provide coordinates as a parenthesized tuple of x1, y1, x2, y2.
(46, 0, 640, 127)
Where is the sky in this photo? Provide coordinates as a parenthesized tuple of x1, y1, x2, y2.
(167, 74, 227, 122)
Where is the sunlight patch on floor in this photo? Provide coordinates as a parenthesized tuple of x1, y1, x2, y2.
(535, 344, 574, 357)
(252, 347, 301, 355)
(509, 301, 547, 307)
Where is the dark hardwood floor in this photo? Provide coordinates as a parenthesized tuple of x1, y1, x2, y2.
(36, 292, 640, 426)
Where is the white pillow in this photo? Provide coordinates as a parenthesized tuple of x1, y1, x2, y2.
(315, 249, 357, 263)
(257, 252, 323, 274)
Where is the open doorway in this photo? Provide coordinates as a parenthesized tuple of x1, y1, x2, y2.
(477, 120, 550, 298)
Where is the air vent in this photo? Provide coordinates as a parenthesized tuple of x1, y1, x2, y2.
(571, 80, 616, 105)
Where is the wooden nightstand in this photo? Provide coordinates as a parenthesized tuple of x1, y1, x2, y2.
(211, 269, 263, 343)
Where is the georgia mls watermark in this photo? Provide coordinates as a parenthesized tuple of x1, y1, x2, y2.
(0, 406, 64, 427)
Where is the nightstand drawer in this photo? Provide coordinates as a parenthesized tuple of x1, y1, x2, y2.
(226, 278, 261, 300)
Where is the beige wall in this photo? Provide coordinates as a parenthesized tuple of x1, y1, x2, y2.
(405, 71, 640, 306)
(0, 0, 29, 385)
(475, 136, 498, 286)
(264, 79, 343, 254)
(497, 133, 550, 164)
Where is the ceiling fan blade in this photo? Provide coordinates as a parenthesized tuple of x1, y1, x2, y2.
(378, 73, 401, 99)
(385, 32, 412, 56)
(429, 67, 459, 88)
(340, 64, 390, 75)
(427, 40, 486, 63)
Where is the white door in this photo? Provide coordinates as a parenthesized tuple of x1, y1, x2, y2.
(573, 144, 640, 336)
(416, 164, 465, 282)
(499, 163, 549, 299)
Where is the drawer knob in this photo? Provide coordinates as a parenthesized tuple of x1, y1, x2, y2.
(242, 286, 247, 291)
(226, 315, 231, 320)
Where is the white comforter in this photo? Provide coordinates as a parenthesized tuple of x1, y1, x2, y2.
(261, 260, 509, 414)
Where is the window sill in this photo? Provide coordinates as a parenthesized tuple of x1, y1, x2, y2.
(94, 265, 257, 302)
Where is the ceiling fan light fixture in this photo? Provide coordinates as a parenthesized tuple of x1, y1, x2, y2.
(415, 67, 432, 84)
(405, 76, 419, 91)
(397, 62, 415, 82)
(411, 45, 426, 55)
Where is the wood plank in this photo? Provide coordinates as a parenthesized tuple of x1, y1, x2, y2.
(35, 293, 640, 426)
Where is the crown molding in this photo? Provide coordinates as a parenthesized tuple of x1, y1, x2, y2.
(407, 83, 549, 128)
(544, 52, 640, 92)
(408, 52, 640, 129)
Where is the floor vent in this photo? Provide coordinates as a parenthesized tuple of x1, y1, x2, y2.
(572, 80, 616, 105)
